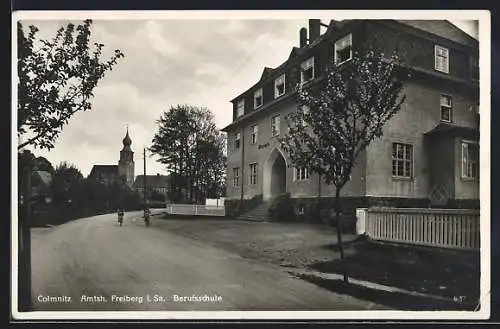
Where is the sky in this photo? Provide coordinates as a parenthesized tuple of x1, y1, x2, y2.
(16, 14, 479, 178)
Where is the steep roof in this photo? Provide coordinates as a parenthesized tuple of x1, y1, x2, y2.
(225, 18, 478, 127)
(259, 67, 275, 81)
(424, 123, 478, 139)
(34, 170, 52, 186)
(287, 46, 302, 60)
(133, 175, 171, 188)
(89, 165, 118, 176)
(395, 20, 478, 47)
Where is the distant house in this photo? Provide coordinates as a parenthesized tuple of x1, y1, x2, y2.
(133, 174, 171, 198)
(32, 170, 53, 204)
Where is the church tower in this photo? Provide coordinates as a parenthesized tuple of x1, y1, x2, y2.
(118, 127, 135, 188)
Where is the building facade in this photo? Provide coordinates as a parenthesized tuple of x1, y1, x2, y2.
(88, 128, 135, 188)
(31, 170, 53, 204)
(133, 174, 171, 199)
(222, 19, 479, 218)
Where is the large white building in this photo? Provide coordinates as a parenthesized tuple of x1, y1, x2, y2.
(222, 19, 479, 220)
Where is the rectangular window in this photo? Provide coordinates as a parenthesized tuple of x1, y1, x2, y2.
(335, 34, 353, 64)
(249, 163, 258, 185)
(300, 105, 310, 127)
(233, 168, 240, 186)
(462, 142, 479, 179)
(274, 73, 286, 98)
(440, 95, 453, 122)
(392, 143, 413, 178)
(251, 124, 258, 144)
(254, 88, 263, 109)
(435, 45, 449, 73)
(234, 132, 241, 150)
(301, 57, 315, 83)
(271, 114, 281, 137)
(236, 99, 245, 118)
(294, 167, 309, 181)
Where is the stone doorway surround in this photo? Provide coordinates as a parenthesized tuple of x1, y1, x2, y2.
(263, 146, 288, 201)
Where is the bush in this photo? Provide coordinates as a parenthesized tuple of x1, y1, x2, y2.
(324, 208, 358, 234)
(268, 193, 296, 222)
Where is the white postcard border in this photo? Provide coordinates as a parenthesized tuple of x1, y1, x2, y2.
(11, 9, 492, 321)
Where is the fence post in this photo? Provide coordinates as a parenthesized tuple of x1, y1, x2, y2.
(355, 208, 367, 236)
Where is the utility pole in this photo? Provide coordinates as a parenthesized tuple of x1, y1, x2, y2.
(143, 148, 147, 208)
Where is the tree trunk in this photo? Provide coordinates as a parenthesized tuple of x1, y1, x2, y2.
(334, 187, 349, 284)
(19, 159, 32, 311)
(317, 173, 322, 222)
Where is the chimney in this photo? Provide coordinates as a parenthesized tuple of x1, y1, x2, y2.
(299, 27, 308, 48)
(308, 19, 321, 44)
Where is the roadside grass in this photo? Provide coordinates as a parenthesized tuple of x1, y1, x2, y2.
(298, 274, 479, 311)
(306, 239, 480, 309)
(155, 216, 480, 310)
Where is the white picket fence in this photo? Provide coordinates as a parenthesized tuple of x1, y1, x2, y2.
(360, 207, 480, 250)
(165, 204, 226, 217)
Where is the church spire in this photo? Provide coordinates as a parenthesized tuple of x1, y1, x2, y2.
(122, 125, 132, 150)
(118, 124, 135, 188)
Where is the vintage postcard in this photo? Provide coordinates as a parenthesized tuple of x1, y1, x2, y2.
(12, 9, 491, 321)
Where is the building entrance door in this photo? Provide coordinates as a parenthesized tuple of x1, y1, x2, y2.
(263, 147, 287, 201)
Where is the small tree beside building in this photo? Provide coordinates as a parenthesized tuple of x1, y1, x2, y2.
(280, 50, 410, 283)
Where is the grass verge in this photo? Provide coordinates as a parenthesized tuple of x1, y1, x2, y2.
(307, 239, 480, 307)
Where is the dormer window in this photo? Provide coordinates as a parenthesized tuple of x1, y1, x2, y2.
(435, 45, 449, 73)
(274, 73, 286, 98)
(301, 57, 315, 83)
(254, 88, 263, 109)
(237, 99, 245, 117)
(335, 34, 352, 64)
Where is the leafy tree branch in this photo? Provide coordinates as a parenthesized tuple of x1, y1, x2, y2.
(17, 19, 124, 150)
